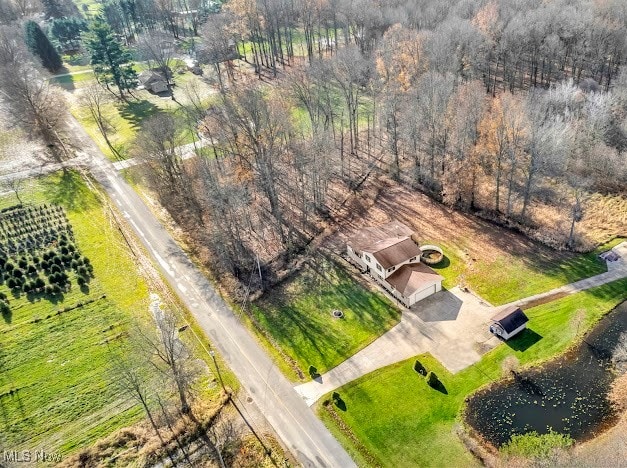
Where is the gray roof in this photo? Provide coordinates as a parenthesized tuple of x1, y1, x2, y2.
(138, 70, 166, 85)
(491, 306, 529, 333)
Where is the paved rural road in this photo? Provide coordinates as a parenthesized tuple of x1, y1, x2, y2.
(65, 117, 356, 468)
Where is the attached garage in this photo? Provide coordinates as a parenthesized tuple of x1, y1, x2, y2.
(410, 283, 440, 304)
(386, 263, 444, 307)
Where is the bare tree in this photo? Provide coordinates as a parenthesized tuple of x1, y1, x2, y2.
(198, 12, 240, 90)
(134, 113, 204, 225)
(140, 303, 199, 415)
(79, 84, 122, 159)
(136, 30, 177, 92)
(0, 26, 70, 163)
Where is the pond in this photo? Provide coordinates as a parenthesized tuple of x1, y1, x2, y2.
(465, 301, 627, 447)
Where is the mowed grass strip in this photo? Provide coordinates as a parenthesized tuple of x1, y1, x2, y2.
(318, 278, 627, 467)
(250, 257, 400, 380)
(0, 171, 151, 453)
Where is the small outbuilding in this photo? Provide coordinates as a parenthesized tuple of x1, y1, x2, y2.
(489, 306, 529, 340)
(138, 70, 169, 93)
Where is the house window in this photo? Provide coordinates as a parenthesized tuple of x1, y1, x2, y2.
(364, 254, 371, 263)
(410, 256, 417, 262)
(387, 266, 396, 273)
(376, 264, 382, 272)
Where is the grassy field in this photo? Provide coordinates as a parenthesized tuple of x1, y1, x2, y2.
(0, 171, 228, 455)
(70, 72, 215, 161)
(419, 237, 622, 305)
(250, 256, 400, 380)
(318, 278, 627, 467)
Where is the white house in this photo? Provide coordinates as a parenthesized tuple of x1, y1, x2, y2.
(346, 220, 443, 306)
(489, 306, 529, 340)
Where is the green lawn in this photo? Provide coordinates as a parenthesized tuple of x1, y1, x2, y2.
(0, 171, 228, 454)
(250, 256, 400, 380)
(425, 238, 622, 305)
(50, 70, 96, 90)
(71, 73, 215, 161)
(318, 278, 627, 467)
(72, 98, 164, 160)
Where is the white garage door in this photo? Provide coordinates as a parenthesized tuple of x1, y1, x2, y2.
(412, 284, 436, 304)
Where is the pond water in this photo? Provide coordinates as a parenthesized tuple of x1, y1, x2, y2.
(465, 301, 627, 447)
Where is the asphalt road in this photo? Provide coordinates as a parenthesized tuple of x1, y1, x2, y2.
(65, 117, 356, 468)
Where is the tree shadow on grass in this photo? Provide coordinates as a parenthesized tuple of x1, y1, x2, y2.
(118, 99, 162, 130)
(505, 329, 543, 352)
(332, 392, 347, 411)
(1, 306, 11, 324)
(50, 73, 76, 91)
(430, 379, 448, 394)
(40, 171, 95, 212)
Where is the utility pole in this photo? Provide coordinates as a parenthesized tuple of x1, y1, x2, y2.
(209, 349, 225, 392)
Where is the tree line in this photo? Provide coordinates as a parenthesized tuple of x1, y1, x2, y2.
(133, 0, 626, 291)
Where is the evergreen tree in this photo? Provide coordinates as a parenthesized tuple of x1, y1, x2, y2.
(50, 17, 88, 51)
(85, 16, 138, 99)
(24, 21, 63, 72)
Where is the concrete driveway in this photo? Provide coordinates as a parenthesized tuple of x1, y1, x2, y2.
(295, 241, 627, 406)
(295, 286, 500, 406)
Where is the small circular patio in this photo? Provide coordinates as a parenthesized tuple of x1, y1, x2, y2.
(420, 245, 444, 265)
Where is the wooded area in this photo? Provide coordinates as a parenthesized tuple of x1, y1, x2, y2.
(1, 0, 626, 294)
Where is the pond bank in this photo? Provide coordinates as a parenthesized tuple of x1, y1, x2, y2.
(465, 300, 627, 448)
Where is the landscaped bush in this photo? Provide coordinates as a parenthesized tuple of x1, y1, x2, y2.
(52, 284, 61, 294)
(414, 360, 427, 376)
(6, 278, 16, 289)
(77, 275, 86, 286)
(34, 278, 45, 289)
(44, 285, 53, 294)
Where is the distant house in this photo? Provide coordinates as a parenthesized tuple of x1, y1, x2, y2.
(489, 306, 529, 340)
(138, 70, 169, 93)
(346, 220, 443, 306)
